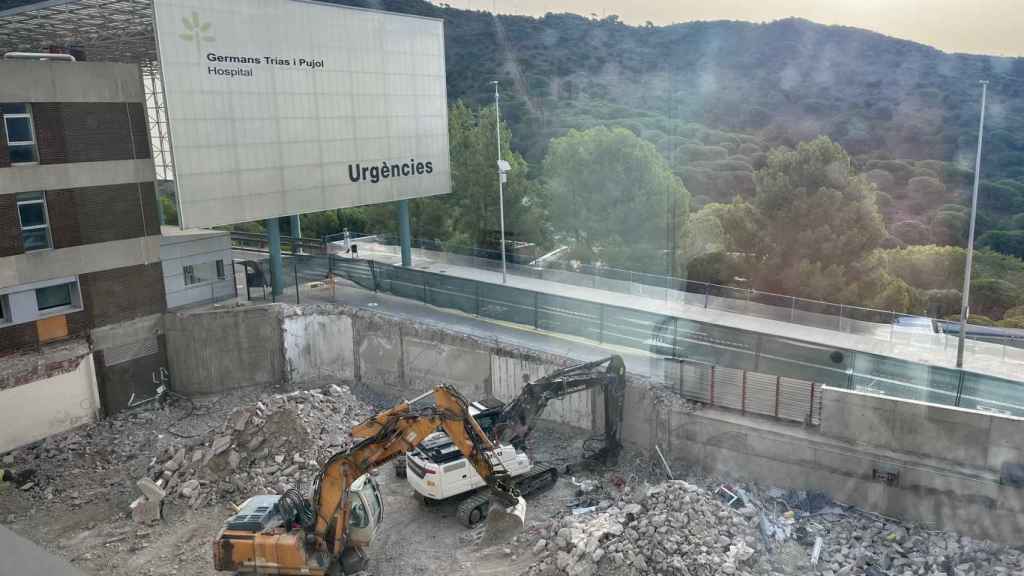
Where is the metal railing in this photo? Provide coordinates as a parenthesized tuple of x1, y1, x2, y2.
(230, 231, 1024, 360)
(347, 256, 1024, 417)
(230, 230, 328, 255)
(345, 236, 1024, 352)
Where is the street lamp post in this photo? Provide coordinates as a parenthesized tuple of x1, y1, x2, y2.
(957, 80, 989, 369)
(490, 80, 509, 284)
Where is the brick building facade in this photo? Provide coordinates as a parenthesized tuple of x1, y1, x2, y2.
(0, 60, 167, 424)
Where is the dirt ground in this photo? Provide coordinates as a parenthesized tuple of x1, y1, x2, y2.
(0, 387, 610, 576)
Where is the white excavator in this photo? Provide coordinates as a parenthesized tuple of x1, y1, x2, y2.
(402, 356, 627, 527)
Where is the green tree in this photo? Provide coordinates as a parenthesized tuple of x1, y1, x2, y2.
(681, 205, 726, 260)
(698, 200, 760, 254)
(753, 136, 885, 292)
(543, 126, 690, 274)
(930, 210, 968, 246)
(978, 230, 1024, 259)
(969, 278, 1021, 319)
(445, 102, 546, 248)
(159, 195, 178, 226)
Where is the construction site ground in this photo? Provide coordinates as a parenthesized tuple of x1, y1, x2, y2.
(0, 384, 595, 576)
(1, 383, 1021, 576)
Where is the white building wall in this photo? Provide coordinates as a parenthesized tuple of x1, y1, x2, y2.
(0, 354, 100, 453)
(160, 230, 234, 309)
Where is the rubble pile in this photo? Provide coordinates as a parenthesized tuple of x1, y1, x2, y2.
(526, 480, 762, 576)
(148, 385, 371, 511)
(774, 507, 1024, 576)
(524, 474, 1024, 576)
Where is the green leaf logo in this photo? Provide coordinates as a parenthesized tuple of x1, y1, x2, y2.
(180, 11, 214, 54)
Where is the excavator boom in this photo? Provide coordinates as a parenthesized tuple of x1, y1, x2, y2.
(214, 385, 525, 575)
(497, 355, 626, 463)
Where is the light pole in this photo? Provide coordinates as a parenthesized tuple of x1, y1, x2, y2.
(957, 80, 989, 369)
(490, 80, 509, 284)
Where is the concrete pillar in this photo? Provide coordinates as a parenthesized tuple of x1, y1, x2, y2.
(266, 217, 284, 297)
(289, 214, 301, 254)
(398, 199, 412, 267)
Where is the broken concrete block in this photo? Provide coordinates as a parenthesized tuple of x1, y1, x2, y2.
(246, 434, 264, 452)
(137, 477, 166, 502)
(191, 449, 205, 464)
(228, 450, 241, 471)
(211, 435, 232, 457)
(180, 479, 201, 499)
(131, 495, 162, 524)
(229, 410, 250, 432)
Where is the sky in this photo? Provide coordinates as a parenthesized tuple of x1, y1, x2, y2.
(440, 0, 1024, 57)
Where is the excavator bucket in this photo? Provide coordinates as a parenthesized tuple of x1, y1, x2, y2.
(481, 496, 527, 544)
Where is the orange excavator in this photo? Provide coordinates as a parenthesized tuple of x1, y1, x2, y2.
(212, 385, 526, 575)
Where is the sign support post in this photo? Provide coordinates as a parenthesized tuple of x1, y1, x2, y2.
(266, 217, 284, 297)
(399, 199, 412, 267)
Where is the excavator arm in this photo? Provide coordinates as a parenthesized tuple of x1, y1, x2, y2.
(214, 385, 524, 575)
(496, 355, 626, 462)
(314, 385, 520, 556)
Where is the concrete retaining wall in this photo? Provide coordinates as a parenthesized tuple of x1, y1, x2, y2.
(645, 392, 1024, 543)
(283, 311, 354, 386)
(0, 353, 99, 453)
(164, 305, 284, 394)
(820, 387, 1023, 473)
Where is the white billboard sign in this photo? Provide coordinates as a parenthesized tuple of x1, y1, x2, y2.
(153, 0, 450, 228)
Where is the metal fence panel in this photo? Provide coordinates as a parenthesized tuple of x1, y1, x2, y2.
(757, 335, 850, 387)
(379, 265, 428, 302)
(536, 294, 602, 341)
(958, 372, 1024, 417)
(601, 305, 668, 351)
(849, 352, 959, 406)
(777, 376, 819, 423)
(330, 257, 377, 291)
(478, 283, 535, 325)
(744, 371, 778, 417)
(424, 274, 478, 315)
(712, 366, 744, 412)
(674, 318, 759, 370)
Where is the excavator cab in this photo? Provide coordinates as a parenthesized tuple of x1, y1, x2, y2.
(345, 474, 384, 549)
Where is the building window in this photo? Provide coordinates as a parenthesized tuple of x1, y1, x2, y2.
(2, 103, 38, 164)
(0, 294, 8, 324)
(216, 259, 226, 280)
(16, 191, 51, 251)
(36, 282, 73, 311)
